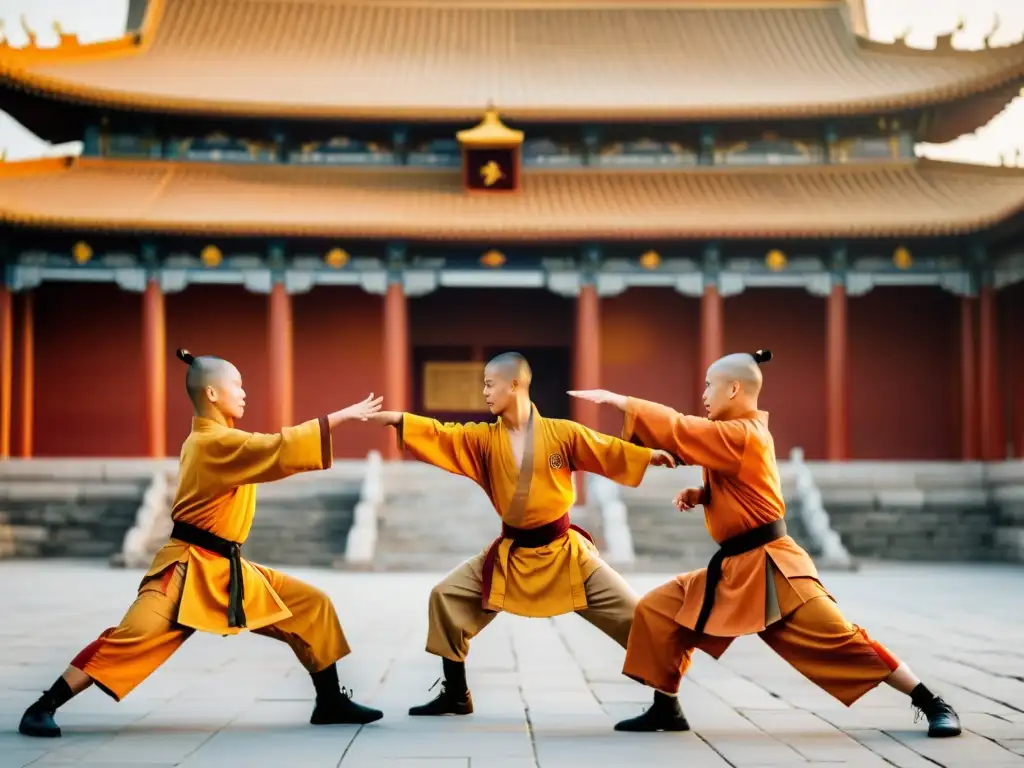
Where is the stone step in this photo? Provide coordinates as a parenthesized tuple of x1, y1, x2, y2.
(369, 552, 479, 572)
(627, 556, 714, 573)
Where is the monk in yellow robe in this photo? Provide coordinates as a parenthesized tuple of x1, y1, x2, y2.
(19, 349, 385, 738)
(569, 350, 962, 738)
(367, 352, 677, 716)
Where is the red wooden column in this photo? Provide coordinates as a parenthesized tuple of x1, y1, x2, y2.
(268, 279, 294, 432)
(383, 277, 409, 460)
(19, 292, 34, 457)
(142, 278, 166, 457)
(0, 283, 11, 459)
(959, 294, 979, 460)
(572, 280, 601, 505)
(572, 281, 601, 429)
(825, 280, 849, 461)
(978, 279, 1004, 460)
(699, 283, 723, 406)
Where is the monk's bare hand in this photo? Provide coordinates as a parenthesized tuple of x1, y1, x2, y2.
(566, 389, 628, 411)
(649, 450, 677, 468)
(339, 393, 384, 422)
(365, 410, 403, 427)
(674, 487, 704, 511)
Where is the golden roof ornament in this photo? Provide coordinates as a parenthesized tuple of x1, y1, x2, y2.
(893, 246, 912, 270)
(480, 249, 506, 268)
(20, 15, 37, 48)
(765, 249, 787, 272)
(72, 241, 92, 265)
(53, 20, 78, 47)
(324, 247, 349, 269)
(200, 245, 223, 268)
(639, 250, 661, 270)
(479, 161, 505, 187)
(984, 14, 1001, 49)
(456, 104, 524, 148)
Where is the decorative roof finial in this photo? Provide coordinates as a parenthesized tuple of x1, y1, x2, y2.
(984, 13, 1001, 49)
(20, 14, 37, 47)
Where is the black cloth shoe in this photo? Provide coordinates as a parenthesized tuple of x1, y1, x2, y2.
(19, 699, 61, 738)
(915, 696, 961, 738)
(408, 678, 474, 716)
(614, 692, 690, 733)
(310, 687, 383, 726)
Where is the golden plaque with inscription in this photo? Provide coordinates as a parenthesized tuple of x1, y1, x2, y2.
(423, 362, 489, 413)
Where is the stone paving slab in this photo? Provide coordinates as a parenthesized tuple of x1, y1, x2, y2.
(1, 560, 1023, 767)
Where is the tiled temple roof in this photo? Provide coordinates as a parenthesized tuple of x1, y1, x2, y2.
(1, 156, 1021, 240)
(1, 0, 1022, 124)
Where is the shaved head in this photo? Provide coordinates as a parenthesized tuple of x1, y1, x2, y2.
(482, 351, 532, 417)
(176, 349, 247, 421)
(485, 351, 532, 388)
(702, 349, 772, 421)
(184, 356, 238, 404)
(707, 353, 764, 397)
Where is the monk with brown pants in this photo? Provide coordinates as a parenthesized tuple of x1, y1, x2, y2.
(19, 350, 385, 738)
(367, 352, 678, 716)
(569, 350, 962, 738)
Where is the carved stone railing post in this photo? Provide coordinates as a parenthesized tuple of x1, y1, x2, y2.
(111, 466, 174, 568)
(787, 447, 856, 570)
(345, 450, 383, 567)
(587, 473, 635, 566)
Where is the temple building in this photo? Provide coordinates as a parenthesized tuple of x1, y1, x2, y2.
(0, 0, 1023, 464)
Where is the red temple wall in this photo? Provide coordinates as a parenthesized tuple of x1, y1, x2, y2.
(724, 289, 827, 460)
(15, 280, 1022, 460)
(292, 287, 384, 458)
(848, 287, 959, 460)
(164, 286, 271, 454)
(410, 288, 574, 347)
(9, 292, 29, 456)
(1000, 281, 1024, 457)
(599, 288, 699, 438)
(33, 283, 145, 457)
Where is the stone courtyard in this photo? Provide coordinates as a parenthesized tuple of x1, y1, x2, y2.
(1, 560, 1023, 768)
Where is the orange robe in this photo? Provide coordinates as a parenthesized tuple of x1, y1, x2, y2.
(622, 399, 822, 636)
(620, 398, 901, 705)
(69, 413, 350, 701)
(399, 404, 652, 618)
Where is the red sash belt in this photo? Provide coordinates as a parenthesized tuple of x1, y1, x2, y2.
(479, 512, 594, 610)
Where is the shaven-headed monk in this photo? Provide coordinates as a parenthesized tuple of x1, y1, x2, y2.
(569, 350, 962, 738)
(366, 352, 677, 716)
(19, 349, 385, 738)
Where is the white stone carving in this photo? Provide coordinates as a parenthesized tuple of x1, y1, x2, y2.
(345, 451, 383, 566)
(787, 447, 856, 570)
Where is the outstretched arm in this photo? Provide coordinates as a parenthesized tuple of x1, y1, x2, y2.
(568, 390, 748, 474)
(560, 421, 675, 488)
(204, 393, 383, 488)
(367, 411, 490, 485)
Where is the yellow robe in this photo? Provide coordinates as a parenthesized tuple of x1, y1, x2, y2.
(143, 413, 332, 635)
(398, 404, 651, 618)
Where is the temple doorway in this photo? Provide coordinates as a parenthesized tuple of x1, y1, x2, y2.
(410, 288, 574, 423)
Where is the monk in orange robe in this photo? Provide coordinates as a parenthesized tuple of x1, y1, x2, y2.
(367, 352, 677, 716)
(19, 349, 385, 738)
(569, 350, 962, 738)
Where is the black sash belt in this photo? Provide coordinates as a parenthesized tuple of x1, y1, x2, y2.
(171, 521, 246, 629)
(693, 519, 787, 635)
